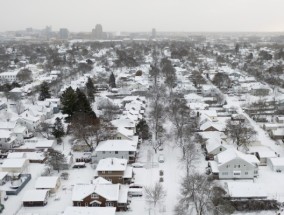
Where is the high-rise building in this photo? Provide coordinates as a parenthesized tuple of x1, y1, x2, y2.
(45, 26, 52, 39)
(152, 28, 156, 38)
(59, 28, 69, 40)
(92, 24, 104, 39)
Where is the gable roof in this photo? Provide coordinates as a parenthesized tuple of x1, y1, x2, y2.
(22, 190, 48, 202)
(217, 149, 260, 166)
(95, 140, 136, 152)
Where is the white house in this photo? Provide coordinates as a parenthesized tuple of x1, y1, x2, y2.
(92, 140, 137, 163)
(1, 158, 29, 174)
(209, 149, 260, 179)
(0, 71, 19, 84)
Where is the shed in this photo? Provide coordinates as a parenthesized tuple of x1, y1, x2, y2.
(268, 157, 284, 172)
(22, 190, 49, 207)
(35, 176, 61, 193)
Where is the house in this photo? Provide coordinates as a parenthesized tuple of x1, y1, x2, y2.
(0, 130, 19, 149)
(7, 152, 26, 159)
(16, 112, 41, 132)
(225, 182, 267, 200)
(35, 176, 61, 193)
(201, 110, 218, 122)
(92, 140, 137, 164)
(111, 117, 136, 133)
(35, 139, 56, 150)
(72, 183, 129, 211)
(1, 158, 29, 173)
(63, 206, 116, 215)
(95, 158, 133, 184)
(247, 146, 277, 166)
(22, 190, 49, 207)
(268, 157, 284, 172)
(200, 121, 224, 132)
(205, 138, 227, 160)
(0, 71, 19, 84)
(209, 149, 259, 179)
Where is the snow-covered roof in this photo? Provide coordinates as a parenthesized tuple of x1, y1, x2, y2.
(72, 183, 120, 202)
(226, 182, 267, 198)
(217, 149, 260, 166)
(0, 172, 8, 180)
(248, 146, 277, 159)
(269, 157, 284, 167)
(7, 152, 26, 159)
(35, 176, 59, 189)
(92, 177, 112, 185)
(0, 130, 12, 138)
(95, 140, 137, 152)
(35, 140, 55, 148)
(63, 207, 116, 215)
(200, 121, 224, 131)
(96, 158, 128, 171)
(1, 158, 27, 168)
(206, 138, 227, 154)
(118, 185, 129, 203)
(111, 117, 135, 128)
(22, 190, 48, 202)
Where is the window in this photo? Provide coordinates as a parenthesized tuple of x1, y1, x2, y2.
(77, 202, 81, 206)
(222, 172, 228, 175)
(238, 165, 240, 168)
(91, 193, 99, 199)
(102, 151, 106, 154)
(106, 202, 114, 207)
(226, 165, 229, 168)
(115, 151, 118, 154)
(245, 172, 248, 175)
(108, 171, 112, 173)
(102, 171, 105, 174)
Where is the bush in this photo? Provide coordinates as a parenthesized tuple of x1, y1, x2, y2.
(135, 70, 142, 76)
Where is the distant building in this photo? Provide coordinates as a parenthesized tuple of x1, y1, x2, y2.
(44, 26, 52, 39)
(59, 28, 69, 40)
(92, 24, 106, 39)
(152, 28, 156, 38)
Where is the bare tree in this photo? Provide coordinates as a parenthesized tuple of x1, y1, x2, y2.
(47, 149, 66, 173)
(36, 122, 52, 139)
(145, 182, 167, 207)
(225, 119, 256, 150)
(17, 68, 33, 84)
(175, 173, 214, 215)
(70, 112, 100, 151)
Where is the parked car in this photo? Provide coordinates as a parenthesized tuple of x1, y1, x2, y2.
(131, 162, 144, 168)
(158, 154, 165, 163)
(129, 184, 143, 189)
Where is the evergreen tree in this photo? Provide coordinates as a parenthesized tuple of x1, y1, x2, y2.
(86, 77, 96, 102)
(52, 117, 65, 143)
(75, 88, 97, 118)
(136, 119, 150, 140)
(38, 81, 51, 101)
(60, 87, 77, 121)
(109, 72, 116, 88)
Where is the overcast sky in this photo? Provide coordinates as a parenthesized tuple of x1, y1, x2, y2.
(0, 0, 284, 32)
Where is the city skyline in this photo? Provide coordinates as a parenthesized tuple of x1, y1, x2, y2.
(0, 0, 284, 33)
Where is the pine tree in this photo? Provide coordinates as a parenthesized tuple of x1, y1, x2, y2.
(136, 119, 150, 140)
(75, 88, 97, 118)
(38, 81, 51, 101)
(109, 72, 116, 88)
(86, 77, 96, 102)
(52, 117, 65, 143)
(60, 87, 77, 121)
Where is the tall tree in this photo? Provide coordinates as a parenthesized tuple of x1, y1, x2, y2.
(17, 68, 32, 84)
(225, 119, 256, 150)
(145, 182, 167, 208)
(109, 72, 116, 88)
(85, 77, 96, 102)
(38, 81, 51, 101)
(52, 117, 65, 143)
(149, 64, 160, 86)
(136, 119, 150, 140)
(60, 87, 77, 121)
(75, 88, 96, 117)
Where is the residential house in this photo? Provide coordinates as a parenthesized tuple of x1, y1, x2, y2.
(22, 189, 49, 207)
(92, 140, 137, 164)
(72, 183, 129, 211)
(208, 149, 260, 179)
(0, 172, 9, 185)
(35, 176, 61, 194)
(0, 130, 19, 149)
(205, 137, 227, 160)
(95, 158, 133, 184)
(0, 71, 19, 84)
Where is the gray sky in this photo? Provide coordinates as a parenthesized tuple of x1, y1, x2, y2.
(0, 0, 284, 32)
